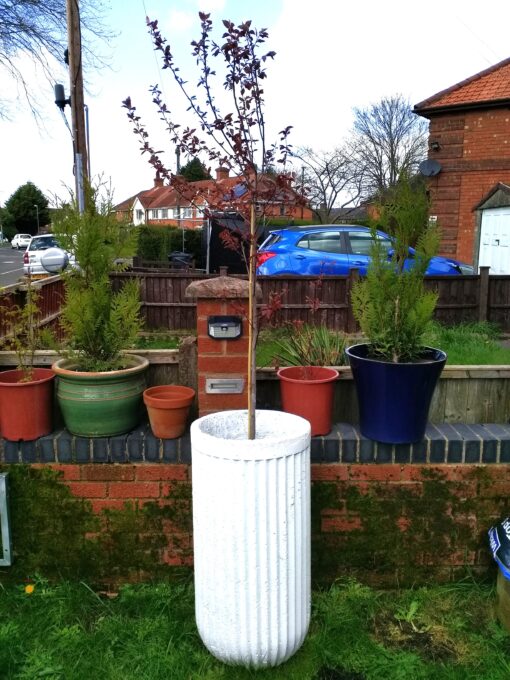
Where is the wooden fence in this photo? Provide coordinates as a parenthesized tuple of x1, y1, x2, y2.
(0, 276, 64, 340)
(2, 267, 509, 339)
(110, 266, 510, 333)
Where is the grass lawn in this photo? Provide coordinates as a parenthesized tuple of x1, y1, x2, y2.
(257, 322, 510, 367)
(1, 578, 509, 679)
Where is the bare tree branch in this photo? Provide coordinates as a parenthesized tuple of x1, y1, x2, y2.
(348, 94, 428, 200)
(295, 146, 364, 223)
(0, 0, 113, 118)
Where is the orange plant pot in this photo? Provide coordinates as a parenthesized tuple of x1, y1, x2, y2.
(143, 385, 195, 439)
(0, 368, 55, 441)
(277, 366, 339, 436)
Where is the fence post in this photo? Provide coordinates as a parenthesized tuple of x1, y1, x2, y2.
(346, 268, 359, 334)
(478, 266, 490, 322)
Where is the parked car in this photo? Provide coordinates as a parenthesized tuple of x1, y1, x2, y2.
(11, 233, 32, 250)
(256, 225, 475, 276)
(23, 234, 76, 276)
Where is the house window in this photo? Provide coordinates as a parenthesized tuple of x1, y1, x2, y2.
(135, 209, 144, 222)
(181, 207, 192, 219)
(160, 209, 168, 219)
(150, 209, 158, 219)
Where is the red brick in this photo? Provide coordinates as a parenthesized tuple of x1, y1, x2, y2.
(198, 392, 248, 411)
(81, 465, 135, 482)
(196, 336, 227, 355)
(198, 355, 248, 373)
(108, 482, 161, 499)
(349, 464, 401, 482)
(135, 465, 189, 481)
(66, 482, 107, 498)
(49, 464, 81, 481)
(322, 516, 362, 533)
(90, 499, 130, 513)
(196, 301, 228, 317)
(311, 464, 349, 481)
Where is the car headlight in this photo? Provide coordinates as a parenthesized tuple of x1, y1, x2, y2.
(457, 263, 474, 275)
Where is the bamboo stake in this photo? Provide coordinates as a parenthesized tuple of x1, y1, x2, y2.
(247, 203, 257, 439)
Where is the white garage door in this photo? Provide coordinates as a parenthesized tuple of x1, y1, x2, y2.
(479, 207, 510, 274)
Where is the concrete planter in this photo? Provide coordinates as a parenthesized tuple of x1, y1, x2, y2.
(191, 409, 311, 668)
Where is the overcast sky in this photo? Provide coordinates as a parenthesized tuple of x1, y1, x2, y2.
(1, 0, 510, 208)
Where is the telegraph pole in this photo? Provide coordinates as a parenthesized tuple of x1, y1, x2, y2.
(66, 0, 88, 213)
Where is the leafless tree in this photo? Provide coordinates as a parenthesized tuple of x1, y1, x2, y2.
(295, 146, 364, 223)
(0, 0, 112, 118)
(349, 94, 428, 200)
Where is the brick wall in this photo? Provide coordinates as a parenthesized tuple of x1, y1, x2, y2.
(427, 110, 510, 263)
(23, 459, 504, 585)
(4, 423, 510, 586)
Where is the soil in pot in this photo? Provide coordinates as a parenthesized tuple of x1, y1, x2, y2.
(143, 385, 195, 439)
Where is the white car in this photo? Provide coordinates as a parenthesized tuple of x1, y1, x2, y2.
(11, 233, 32, 250)
(23, 234, 76, 276)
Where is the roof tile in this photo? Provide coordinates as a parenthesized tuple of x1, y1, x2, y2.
(415, 56, 510, 112)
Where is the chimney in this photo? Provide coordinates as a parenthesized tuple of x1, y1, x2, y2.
(215, 167, 229, 181)
(154, 171, 164, 188)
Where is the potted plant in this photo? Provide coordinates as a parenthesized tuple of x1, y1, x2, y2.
(51, 189, 149, 437)
(346, 174, 446, 444)
(124, 14, 311, 667)
(0, 276, 55, 441)
(275, 323, 345, 436)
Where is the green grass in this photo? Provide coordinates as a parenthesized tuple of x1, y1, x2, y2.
(423, 321, 510, 365)
(133, 333, 183, 350)
(257, 322, 510, 367)
(1, 578, 509, 679)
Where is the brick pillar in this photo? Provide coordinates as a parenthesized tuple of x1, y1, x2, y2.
(186, 271, 260, 417)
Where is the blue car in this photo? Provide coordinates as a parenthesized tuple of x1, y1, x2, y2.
(256, 225, 474, 277)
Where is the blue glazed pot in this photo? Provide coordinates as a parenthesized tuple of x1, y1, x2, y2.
(345, 344, 447, 444)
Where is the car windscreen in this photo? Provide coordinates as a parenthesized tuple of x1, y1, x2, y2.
(29, 237, 58, 250)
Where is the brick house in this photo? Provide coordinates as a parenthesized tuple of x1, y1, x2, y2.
(414, 57, 510, 273)
(115, 167, 312, 228)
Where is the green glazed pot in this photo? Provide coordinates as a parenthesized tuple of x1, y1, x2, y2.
(52, 354, 149, 437)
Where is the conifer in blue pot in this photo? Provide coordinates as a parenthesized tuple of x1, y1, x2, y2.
(346, 175, 446, 444)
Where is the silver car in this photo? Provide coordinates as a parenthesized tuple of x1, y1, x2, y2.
(23, 234, 76, 276)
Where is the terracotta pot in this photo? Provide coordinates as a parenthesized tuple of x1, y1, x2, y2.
(143, 385, 195, 439)
(277, 366, 339, 436)
(0, 368, 55, 441)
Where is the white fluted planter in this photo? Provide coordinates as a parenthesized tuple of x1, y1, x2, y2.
(191, 409, 311, 668)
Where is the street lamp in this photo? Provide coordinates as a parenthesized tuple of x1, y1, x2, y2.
(33, 205, 40, 233)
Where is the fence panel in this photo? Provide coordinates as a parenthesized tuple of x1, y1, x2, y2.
(3, 269, 509, 338)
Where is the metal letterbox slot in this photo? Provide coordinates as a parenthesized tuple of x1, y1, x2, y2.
(205, 378, 244, 394)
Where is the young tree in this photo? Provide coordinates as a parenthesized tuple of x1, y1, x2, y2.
(123, 13, 297, 438)
(0, 0, 112, 117)
(179, 157, 212, 182)
(349, 94, 428, 201)
(295, 146, 364, 223)
(3, 182, 49, 235)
